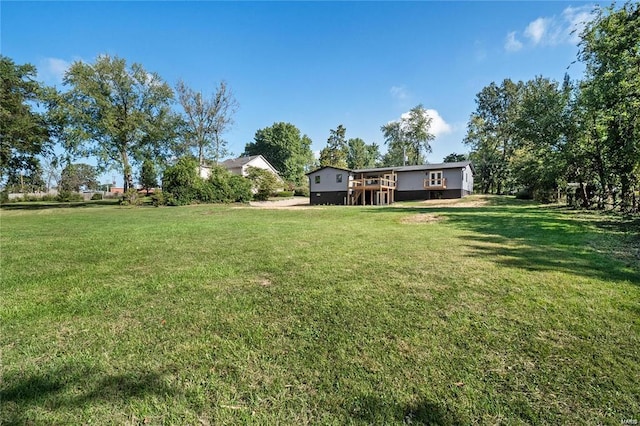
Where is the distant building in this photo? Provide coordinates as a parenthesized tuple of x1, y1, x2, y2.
(199, 155, 281, 180)
(306, 161, 474, 205)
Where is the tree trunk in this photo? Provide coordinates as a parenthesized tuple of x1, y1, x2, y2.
(122, 150, 133, 192)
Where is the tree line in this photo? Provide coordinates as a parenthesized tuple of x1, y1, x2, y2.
(2, 52, 440, 202)
(464, 3, 639, 212)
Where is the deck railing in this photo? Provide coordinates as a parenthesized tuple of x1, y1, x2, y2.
(424, 177, 447, 189)
(351, 177, 396, 189)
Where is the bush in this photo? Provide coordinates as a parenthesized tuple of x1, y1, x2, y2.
(162, 157, 200, 205)
(276, 191, 294, 198)
(91, 193, 103, 200)
(120, 189, 142, 206)
(246, 166, 279, 201)
(228, 175, 253, 203)
(56, 191, 83, 202)
(294, 185, 310, 197)
(151, 191, 166, 207)
(515, 188, 533, 200)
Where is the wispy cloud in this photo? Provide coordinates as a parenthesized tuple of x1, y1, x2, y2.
(37, 57, 71, 84)
(504, 5, 595, 52)
(504, 31, 523, 52)
(390, 85, 410, 101)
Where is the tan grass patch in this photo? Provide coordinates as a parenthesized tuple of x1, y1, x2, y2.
(400, 213, 443, 224)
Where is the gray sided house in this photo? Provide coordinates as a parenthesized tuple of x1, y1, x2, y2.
(306, 161, 474, 205)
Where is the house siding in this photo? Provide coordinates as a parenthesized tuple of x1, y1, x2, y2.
(308, 167, 350, 193)
(310, 191, 349, 205)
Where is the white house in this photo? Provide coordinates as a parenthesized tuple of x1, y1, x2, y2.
(306, 161, 474, 205)
(199, 155, 281, 180)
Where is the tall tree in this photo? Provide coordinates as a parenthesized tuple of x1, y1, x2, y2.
(139, 158, 157, 195)
(381, 104, 434, 166)
(175, 80, 238, 168)
(243, 122, 314, 185)
(463, 79, 523, 194)
(319, 124, 348, 168)
(346, 138, 380, 169)
(58, 55, 176, 191)
(59, 163, 98, 192)
(443, 153, 468, 163)
(578, 2, 640, 211)
(0, 56, 51, 185)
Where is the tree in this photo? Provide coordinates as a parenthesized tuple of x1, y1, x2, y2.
(578, 2, 640, 212)
(0, 56, 51, 186)
(346, 138, 380, 169)
(243, 122, 314, 185)
(319, 125, 348, 168)
(443, 153, 468, 163)
(139, 159, 157, 195)
(381, 105, 434, 166)
(175, 80, 238, 168)
(58, 55, 176, 192)
(463, 79, 523, 194)
(59, 163, 98, 192)
(246, 166, 279, 201)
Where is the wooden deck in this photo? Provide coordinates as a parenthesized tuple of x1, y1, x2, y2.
(424, 177, 447, 189)
(349, 174, 397, 205)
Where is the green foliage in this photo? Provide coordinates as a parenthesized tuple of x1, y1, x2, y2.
(346, 137, 379, 169)
(57, 54, 176, 191)
(175, 80, 238, 165)
(276, 191, 294, 198)
(119, 189, 142, 206)
(443, 153, 468, 163)
(90, 193, 103, 201)
(319, 125, 348, 169)
(162, 157, 200, 205)
(139, 159, 157, 195)
(59, 163, 98, 192)
(56, 190, 83, 202)
(162, 158, 252, 205)
(0, 56, 52, 185)
(293, 184, 310, 197)
(246, 166, 279, 201)
(381, 105, 434, 166)
(243, 122, 314, 185)
(151, 191, 166, 207)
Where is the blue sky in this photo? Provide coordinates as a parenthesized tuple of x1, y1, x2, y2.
(2, 1, 594, 184)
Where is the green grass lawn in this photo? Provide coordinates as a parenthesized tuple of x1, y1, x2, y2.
(1, 196, 639, 425)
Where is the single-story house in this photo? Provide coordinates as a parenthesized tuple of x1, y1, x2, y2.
(199, 155, 281, 181)
(306, 161, 474, 205)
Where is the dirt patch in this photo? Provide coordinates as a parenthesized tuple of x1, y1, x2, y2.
(249, 197, 318, 209)
(414, 198, 489, 208)
(255, 276, 272, 286)
(400, 214, 444, 224)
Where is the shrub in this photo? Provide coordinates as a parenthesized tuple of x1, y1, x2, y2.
(162, 157, 200, 205)
(228, 175, 253, 203)
(294, 185, 310, 197)
(515, 188, 533, 200)
(151, 191, 166, 207)
(56, 191, 83, 202)
(246, 166, 279, 201)
(91, 193, 103, 201)
(277, 191, 294, 198)
(120, 189, 142, 206)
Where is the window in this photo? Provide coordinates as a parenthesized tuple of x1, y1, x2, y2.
(315, 175, 321, 184)
(336, 173, 342, 183)
(428, 171, 443, 186)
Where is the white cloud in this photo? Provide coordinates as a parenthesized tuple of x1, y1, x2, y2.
(38, 57, 71, 84)
(390, 85, 410, 101)
(524, 17, 549, 44)
(398, 108, 452, 138)
(504, 5, 595, 51)
(504, 31, 523, 52)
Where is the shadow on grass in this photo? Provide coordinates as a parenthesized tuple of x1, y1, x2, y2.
(0, 364, 177, 423)
(0, 200, 120, 210)
(368, 203, 640, 285)
(350, 394, 463, 425)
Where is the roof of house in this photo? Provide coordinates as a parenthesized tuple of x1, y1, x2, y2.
(305, 165, 353, 175)
(354, 161, 474, 174)
(219, 155, 263, 169)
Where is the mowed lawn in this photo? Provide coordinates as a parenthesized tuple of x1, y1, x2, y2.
(1, 196, 639, 425)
